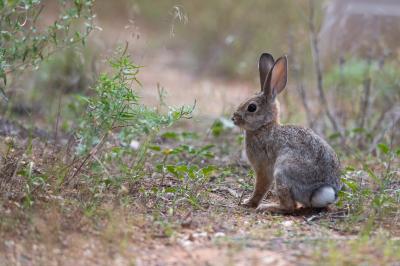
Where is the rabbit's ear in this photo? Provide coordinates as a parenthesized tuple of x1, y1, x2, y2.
(259, 53, 274, 90)
(264, 56, 288, 99)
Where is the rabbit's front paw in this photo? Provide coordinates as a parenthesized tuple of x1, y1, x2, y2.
(241, 197, 259, 208)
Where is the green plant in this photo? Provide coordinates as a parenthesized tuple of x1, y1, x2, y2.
(337, 142, 399, 232)
(149, 141, 216, 210)
(69, 47, 194, 186)
(76, 49, 193, 154)
(0, 0, 94, 97)
(18, 161, 47, 208)
(210, 117, 234, 138)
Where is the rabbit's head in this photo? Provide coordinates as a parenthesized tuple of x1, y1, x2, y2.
(232, 53, 288, 131)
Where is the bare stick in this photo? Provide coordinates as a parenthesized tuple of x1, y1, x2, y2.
(308, 0, 343, 137)
(371, 105, 391, 135)
(64, 132, 109, 186)
(54, 92, 62, 145)
(358, 59, 372, 130)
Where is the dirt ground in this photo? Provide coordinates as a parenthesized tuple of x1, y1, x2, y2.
(0, 177, 372, 266)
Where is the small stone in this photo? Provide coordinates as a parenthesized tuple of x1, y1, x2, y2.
(282, 220, 293, 227)
(130, 140, 140, 150)
(214, 232, 225, 238)
(192, 232, 208, 238)
(178, 238, 192, 247)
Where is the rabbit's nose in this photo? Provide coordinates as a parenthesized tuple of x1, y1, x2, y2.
(231, 112, 237, 121)
(232, 112, 240, 123)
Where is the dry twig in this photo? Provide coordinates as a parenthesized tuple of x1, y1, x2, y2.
(308, 0, 344, 138)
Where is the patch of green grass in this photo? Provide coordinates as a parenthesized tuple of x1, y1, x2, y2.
(336, 142, 399, 232)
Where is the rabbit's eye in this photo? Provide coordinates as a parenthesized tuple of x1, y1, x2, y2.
(247, 103, 257, 112)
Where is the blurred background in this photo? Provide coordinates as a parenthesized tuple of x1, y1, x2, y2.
(2, 0, 400, 147)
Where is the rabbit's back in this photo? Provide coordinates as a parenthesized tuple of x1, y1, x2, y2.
(276, 125, 339, 169)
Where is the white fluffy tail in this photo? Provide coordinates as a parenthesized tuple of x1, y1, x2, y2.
(311, 186, 336, 208)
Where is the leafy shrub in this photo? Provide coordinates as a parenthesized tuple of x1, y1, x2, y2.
(0, 0, 94, 97)
(70, 48, 194, 186)
(76, 49, 194, 155)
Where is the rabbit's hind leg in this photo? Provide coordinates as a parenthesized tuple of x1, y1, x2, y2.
(256, 174, 296, 214)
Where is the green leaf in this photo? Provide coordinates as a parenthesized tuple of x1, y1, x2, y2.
(201, 165, 216, 176)
(155, 164, 163, 172)
(344, 166, 356, 172)
(377, 143, 390, 155)
(181, 131, 199, 139)
(198, 144, 215, 153)
(176, 165, 189, 173)
(165, 187, 177, 193)
(188, 195, 202, 209)
(166, 165, 179, 178)
(364, 167, 382, 186)
(148, 145, 161, 151)
(162, 132, 179, 140)
(111, 146, 122, 153)
(351, 127, 365, 134)
(328, 132, 341, 140)
(211, 120, 223, 137)
(342, 179, 359, 192)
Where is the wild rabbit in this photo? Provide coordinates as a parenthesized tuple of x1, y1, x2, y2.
(232, 53, 342, 213)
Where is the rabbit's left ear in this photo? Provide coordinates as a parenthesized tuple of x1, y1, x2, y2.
(259, 53, 275, 91)
(264, 56, 288, 99)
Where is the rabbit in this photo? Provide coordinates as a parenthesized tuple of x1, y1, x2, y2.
(231, 53, 342, 213)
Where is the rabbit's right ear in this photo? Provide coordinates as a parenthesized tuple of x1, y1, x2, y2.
(263, 56, 288, 100)
(258, 53, 274, 90)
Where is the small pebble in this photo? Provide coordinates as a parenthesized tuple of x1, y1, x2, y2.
(282, 220, 294, 227)
(130, 140, 140, 150)
(214, 232, 225, 238)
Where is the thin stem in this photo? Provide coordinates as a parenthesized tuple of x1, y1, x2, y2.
(308, 0, 343, 138)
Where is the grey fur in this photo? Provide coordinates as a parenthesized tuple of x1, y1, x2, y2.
(232, 54, 342, 213)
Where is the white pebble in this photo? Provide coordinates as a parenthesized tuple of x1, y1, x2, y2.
(130, 140, 140, 150)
